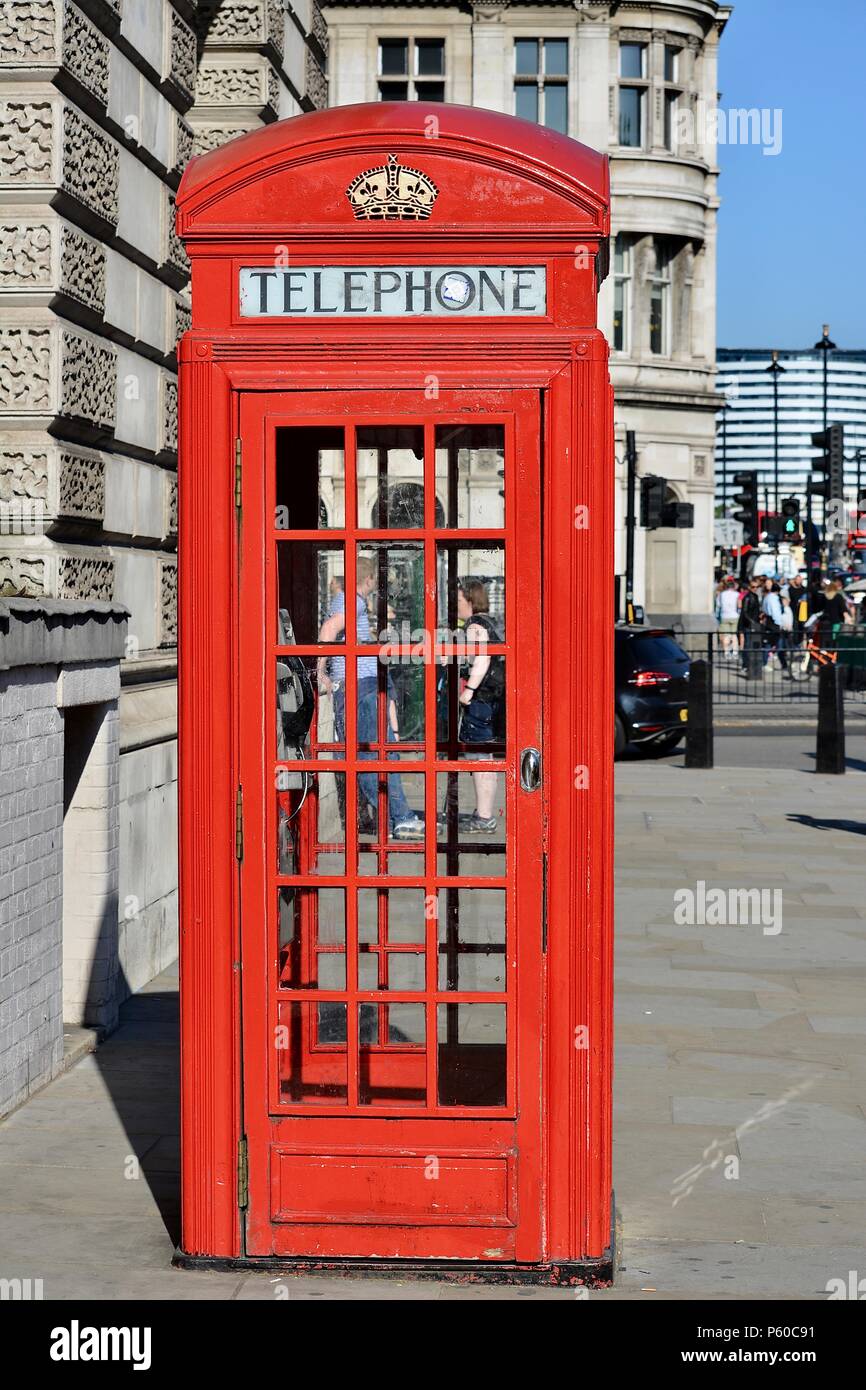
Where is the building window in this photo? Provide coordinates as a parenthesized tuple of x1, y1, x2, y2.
(618, 42, 647, 147)
(649, 238, 673, 356)
(613, 234, 633, 353)
(378, 37, 446, 101)
(662, 44, 683, 151)
(514, 38, 569, 134)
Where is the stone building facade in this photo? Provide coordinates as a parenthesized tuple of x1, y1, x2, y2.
(323, 0, 729, 623)
(0, 0, 327, 1113)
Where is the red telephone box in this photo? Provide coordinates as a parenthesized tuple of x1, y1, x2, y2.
(176, 103, 613, 1282)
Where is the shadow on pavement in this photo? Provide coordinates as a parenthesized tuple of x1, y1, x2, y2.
(787, 813, 866, 836)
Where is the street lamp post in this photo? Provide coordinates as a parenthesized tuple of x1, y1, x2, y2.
(814, 325, 837, 551)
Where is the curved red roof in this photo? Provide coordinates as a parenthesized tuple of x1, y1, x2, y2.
(177, 101, 609, 235)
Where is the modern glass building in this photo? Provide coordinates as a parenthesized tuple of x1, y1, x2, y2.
(716, 347, 866, 511)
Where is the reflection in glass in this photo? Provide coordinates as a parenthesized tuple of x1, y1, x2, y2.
(437, 772, 505, 878)
(277, 541, 343, 645)
(278, 773, 345, 876)
(358, 887, 427, 943)
(437, 1004, 506, 1106)
(276, 656, 340, 761)
(278, 886, 345, 990)
(438, 888, 506, 992)
(357, 542, 425, 643)
(357, 427, 425, 529)
(434, 425, 505, 529)
(275, 427, 345, 529)
(277, 1001, 347, 1104)
(436, 543, 505, 633)
(436, 656, 506, 760)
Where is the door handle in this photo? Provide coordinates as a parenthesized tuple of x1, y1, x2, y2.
(520, 746, 542, 792)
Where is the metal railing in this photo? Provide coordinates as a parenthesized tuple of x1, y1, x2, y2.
(672, 627, 866, 706)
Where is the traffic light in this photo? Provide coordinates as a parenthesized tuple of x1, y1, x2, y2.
(640, 474, 666, 529)
(732, 471, 758, 546)
(661, 500, 695, 528)
(781, 496, 802, 543)
(810, 423, 844, 503)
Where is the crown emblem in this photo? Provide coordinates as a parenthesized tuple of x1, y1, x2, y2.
(346, 154, 438, 221)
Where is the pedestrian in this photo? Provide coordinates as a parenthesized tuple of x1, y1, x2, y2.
(818, 577, 853, 650)
(738, 577, 764, 680)
(317, 556, 423, 840)
(452, 579, 504, 834)
(716, 576, 740, 658)
(779, 594, 794, 678)
(762, 581, 788, 671)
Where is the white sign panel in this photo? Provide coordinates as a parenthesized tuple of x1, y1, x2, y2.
(714, 519, 744, 548)
(239, 265, 547, 318)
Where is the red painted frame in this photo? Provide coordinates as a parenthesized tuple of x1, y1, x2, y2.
(177, 103, 613, 1271)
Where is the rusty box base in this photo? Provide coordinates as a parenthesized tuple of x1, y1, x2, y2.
(173, 1249, 614, 1288)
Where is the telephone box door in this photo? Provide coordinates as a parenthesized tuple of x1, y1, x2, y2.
(238, 387, 544, 1261)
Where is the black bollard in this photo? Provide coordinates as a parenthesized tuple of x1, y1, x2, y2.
(816, 660, 845, 774)
(685, 657, 713, 769)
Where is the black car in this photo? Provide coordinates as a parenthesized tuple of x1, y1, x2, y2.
(615, 626, 690, 757)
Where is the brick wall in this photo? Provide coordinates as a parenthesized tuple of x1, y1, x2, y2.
(0, 665, 64, 1116)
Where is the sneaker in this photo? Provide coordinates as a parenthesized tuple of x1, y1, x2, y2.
(391, 815, 424, 840)
(463, 814, 498, 834)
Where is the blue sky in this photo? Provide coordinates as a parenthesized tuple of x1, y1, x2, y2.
(717, 0, 866, 349)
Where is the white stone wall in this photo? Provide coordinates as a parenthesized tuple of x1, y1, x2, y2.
(0, 665, 64, 1115)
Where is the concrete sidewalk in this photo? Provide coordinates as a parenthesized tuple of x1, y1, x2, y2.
(0, 765, 864, 1299)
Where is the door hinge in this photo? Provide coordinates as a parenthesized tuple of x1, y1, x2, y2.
(235, 784, 243, 862)
(237, 1135, 248, 1210)
(234, 437, 242, 511)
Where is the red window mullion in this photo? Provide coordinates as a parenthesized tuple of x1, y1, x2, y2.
(344, 422, 359, 1106)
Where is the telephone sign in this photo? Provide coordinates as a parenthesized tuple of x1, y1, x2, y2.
(240, 265, 548, 317)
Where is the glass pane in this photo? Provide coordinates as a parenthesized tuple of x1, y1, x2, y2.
(614, 233, 629, 274)
(379, 81, 407, 101)
(435, 424, 505, 528)
(619, 86, 642, 147)
(278, 887, 345, 989)
(544, 39, 568, 76)
(514, 38, 538, 75)
(357, 541, 425, 645)
(277, 1001, 347, 1104)
(278, 773, 345, 877)
(437, 1004, 506, 1106)
(358, 887, 427, 943)
(436, 544, 505, 633)
(275, 428, 344, 530)
(650, 284, 665, 355)
(416, 38, 444, 75)
(277, 541, 343, 645)
(356, 770, 425, 849)
(358, 949, 425, 991)
(543, 83, 567, 134)
(664, 45, 679, 82)
(415, 82, 445, 102)
(437, 772, 506, 877)
(664, 91, 677, 150)
(380, 38, 408, 75)
(438, 888, 506, 992)
(357, 427, 425, 529)
(613, 280, 625, 353)
(515, 83, 538, 123)
(620, 42, 644, 78)
(276, 655, 341, 761)
(359, 1004, 427, 1105)
(436, 657, 506, 760)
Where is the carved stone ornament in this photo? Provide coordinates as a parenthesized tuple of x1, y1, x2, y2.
(347, 154, 438, 222)
(0, 444, 104, 525)
(60, 222, 107, 311)
(174, 298, 192, 345)
(62, 104, 119, 226)
(196, 61, 266, 105)
(173, 116, 193, 176)
(0, 101, 54, 183)
(0, 553, 46, 597)
(169, 9, 197, 102)
(0, 328, 52, 412)
(305, 49, 327, 112)
(0, 222, 52, 288)
(162, 376, 178, 453)
(267, 0, 284, 56)
(159, 558, 178, 646)
(59, 552, 114, 599)
(191, 124, 252, 155)
(62, 1, 109, 106)
(166, 473, 178, 539)
(60, 329, 117, 427)
(166, 192, 189, 274)
(0, 1, 58, 65)
(0, 449, 49, 504)
(199, 0, 263, 43)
